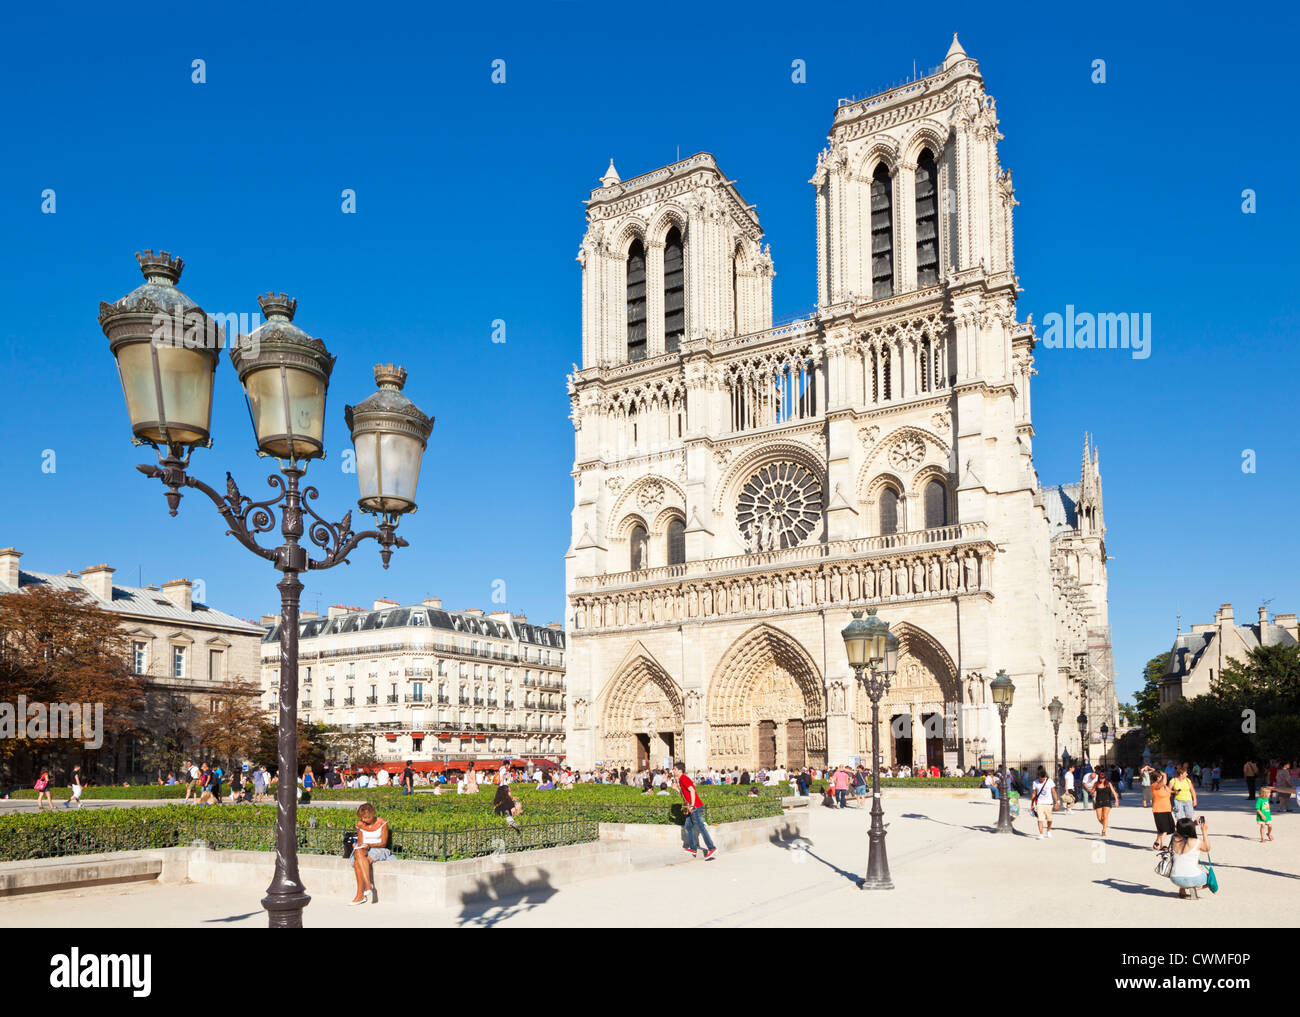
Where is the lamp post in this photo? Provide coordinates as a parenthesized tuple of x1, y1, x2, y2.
(1047, 696, 1063, 811)
(101, 252, 433, 928)
(991, 670, 1015, 833)
(841, 609, 899, 890)
(1100, 721, 1110, 771)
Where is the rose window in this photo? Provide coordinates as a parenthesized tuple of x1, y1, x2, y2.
(736, 461, 822, 551)
(889, 437, 925, 471)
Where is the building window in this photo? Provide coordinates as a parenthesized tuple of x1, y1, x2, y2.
(870, 164, 894, 300)
(924, 479, 948, 529)
(663, 227, 684, 352)
(915, 150, 939, 288)
(880, 488, 900, 535)
(133, 642, 147, 675)
(668, 517, 686, 566)
(630, 524, 648, 571)
(627, 238, 647, 362)
(172, 646, 186, 679)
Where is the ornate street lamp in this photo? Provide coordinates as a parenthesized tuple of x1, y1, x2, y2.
(1100, 721, 1110, 771)
(841, 608, 898, 890)
(101, 252, 433, 928)
(990, 669, 1015, 833)
(1047, 696, 1064, 811)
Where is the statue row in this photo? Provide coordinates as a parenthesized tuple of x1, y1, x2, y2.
(572, 550, 987, 630)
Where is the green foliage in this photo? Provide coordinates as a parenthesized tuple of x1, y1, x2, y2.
(1148, 696, 1253, 772)
(1213, 644, 1300, 713)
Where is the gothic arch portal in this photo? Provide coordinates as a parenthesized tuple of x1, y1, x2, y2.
(859, 621, 961, 766)
(596, 645, 685, 770)
(706, 624, 826, 770)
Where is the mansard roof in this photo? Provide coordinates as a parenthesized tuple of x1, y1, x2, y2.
(262, 603, 566, 648)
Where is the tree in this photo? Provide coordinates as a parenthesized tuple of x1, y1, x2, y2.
(1127, 652, 1168, 732)
(1213, 644, 1300, 713)
(0, 587, 145, 783)
(253, 718, 330, 778)
(196, 678, 263, 771)
(320, 725, 378, 771)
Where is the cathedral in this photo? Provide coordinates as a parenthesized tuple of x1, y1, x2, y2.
(563, 36, 1116, 774)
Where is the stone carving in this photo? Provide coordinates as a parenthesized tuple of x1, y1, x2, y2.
(932, 413, 950, 433)
(606, 476, 624, 492)
(829, 682, 847, 713)
(889, 436, 926, 471)
(685, 690, 701, 723)
(637, 480, 666, 512)
(859, 425, 881, 449)
(737, 461, 822, 551)
(574, 699, 588, 727)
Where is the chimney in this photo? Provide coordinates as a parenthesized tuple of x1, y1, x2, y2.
(162, 578, 193, 612)
(301, 610, 319, 620)
(547, 622, 564, 631)
(464, 608, 484, 617)
(1259, 605, 1269, 627)
(329, 604, 351, 618)
(0, 547, 22, 589)
(1215, 603, 1234, 626)
(373, 597, 399, 611)
(422, 597, 442, 610)
(81, 564, 115, 602)
(1275, 613, 1298, 641)
(260, 614, 281, 626)
(512, 613, 528, 623)
(488, 610, 512, 623)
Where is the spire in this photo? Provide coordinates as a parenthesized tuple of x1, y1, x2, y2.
(1081, 432, 1091, 482)
(600, 159, 620, 187)
(944, 32, 968, 69)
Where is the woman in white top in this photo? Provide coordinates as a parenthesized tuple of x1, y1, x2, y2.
(1168, 816, 1211, 899)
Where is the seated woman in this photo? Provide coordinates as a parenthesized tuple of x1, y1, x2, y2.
(1168, 816, 1211, 899)
(493, 783, 523, 830)
(350, 803, 391, 906)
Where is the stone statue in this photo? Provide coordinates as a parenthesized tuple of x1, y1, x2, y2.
(701, 585, 713, 616)
(847, 568, 859, 600)
(964, 553, 979, 590)
(830, 682, 846, 712)
(928, 557, 941, 592)
(575, 699, 588, 727)
(880, 566, 892, 598)
(945, 556, 959, 591)
(863, 567, 876, 598)
(893, 562, 908, 596)
(912, 559, 925, 593)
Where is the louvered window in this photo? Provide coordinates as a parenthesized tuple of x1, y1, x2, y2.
(627, 239, 647, 362)
(924, 479, 947, 529)
(667, 518, 686, 566)
(871, 165, 894, 299)
(915, 151, 940, 288)
(663, 227, 684, 352)
(880, 488, 900, 535)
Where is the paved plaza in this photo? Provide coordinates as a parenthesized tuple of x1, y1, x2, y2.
(4, 782, 1294, 928)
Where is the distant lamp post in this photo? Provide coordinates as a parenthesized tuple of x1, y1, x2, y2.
(1077, 710, 1088, 765)
(101, 253, 434, 929)
(990, 670, 1015, 833)
(1047, 696, 1064, 811)
(842, 608, 899, 889)
(1100, 721, 1110, 770)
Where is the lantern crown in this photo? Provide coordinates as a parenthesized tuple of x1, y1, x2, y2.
(257, 292, 298, 322)
(134, 249, 184, 285)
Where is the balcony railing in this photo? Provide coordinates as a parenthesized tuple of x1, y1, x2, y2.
(365, 696, 379, 705)
(404, 694, 427, 703)
(343, 698, 356, 707)
(574, 522, 989, 592)
(386, 695, 400, 704)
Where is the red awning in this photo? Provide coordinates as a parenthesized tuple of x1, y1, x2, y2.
(384, 733, 397, 741)
(410, 732, 425, 738)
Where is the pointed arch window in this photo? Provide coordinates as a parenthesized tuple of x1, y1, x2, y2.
(630, 524, 648, 571)
(667, 518, 686, 566)
(626, 239, 647, 363)
(879, 487, 900, 535)
(915, 151, 940, 288)
(870, 164, 894, 300)
(663, 227, 685, 352)
(924, 479, 948, 529)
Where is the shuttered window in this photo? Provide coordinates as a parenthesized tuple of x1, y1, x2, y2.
(663, 227, 685, 352)
(915, 151, 940, 288)
(627, 239, 647, 362)
(871, 164, 894, 299)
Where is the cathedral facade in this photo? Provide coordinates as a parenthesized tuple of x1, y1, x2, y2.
(563, 37, 1115, 774)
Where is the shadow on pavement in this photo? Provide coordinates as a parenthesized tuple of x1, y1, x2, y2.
(455, 867, 557, 927)
(1094, 878, 1171, 898)
(202, 911, 262, 923)
(768, 828, 864, 886)
(901, 811, 996, 834)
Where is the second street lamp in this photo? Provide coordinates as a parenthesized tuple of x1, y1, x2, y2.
(1100, 721, 1110, 771)
(990, 669, 1015, 833)
(842, 608, 898, 890)
(101, 252, 434, 928)
(1047, 696, 1064, 811)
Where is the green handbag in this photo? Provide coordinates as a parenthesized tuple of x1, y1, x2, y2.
(1200, 856, 1219, 893)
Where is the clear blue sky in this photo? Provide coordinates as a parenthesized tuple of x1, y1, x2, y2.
(1, 2, 1296, 703)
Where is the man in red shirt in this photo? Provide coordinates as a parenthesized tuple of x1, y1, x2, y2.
(674, 762, 717, 860)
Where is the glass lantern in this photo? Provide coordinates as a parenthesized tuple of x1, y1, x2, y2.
(100, 250, 219, 449)
(345, 364, 434, 516)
